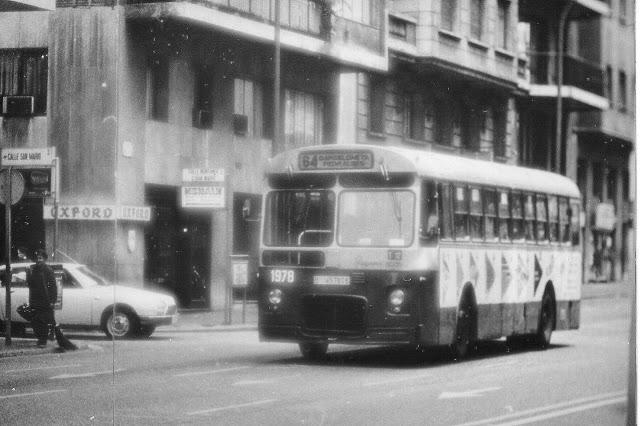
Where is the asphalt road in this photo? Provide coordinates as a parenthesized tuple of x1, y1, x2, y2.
(0, 295, 631, 425)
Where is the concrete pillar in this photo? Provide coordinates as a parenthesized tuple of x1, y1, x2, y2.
(334, 72, 359, 145)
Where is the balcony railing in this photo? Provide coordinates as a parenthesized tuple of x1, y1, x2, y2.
(126, 0, 327, 36)
(527, 51, 604, 96)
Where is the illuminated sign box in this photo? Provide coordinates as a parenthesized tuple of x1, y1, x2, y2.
(299, 150, 374, 170)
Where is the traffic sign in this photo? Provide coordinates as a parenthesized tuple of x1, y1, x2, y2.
(0, 170, 25, 205)
(1, 147, 56, 167)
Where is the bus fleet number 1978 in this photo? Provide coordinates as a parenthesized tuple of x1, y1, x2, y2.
(270, 269, 295, 284)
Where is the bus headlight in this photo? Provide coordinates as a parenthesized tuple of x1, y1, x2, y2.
(388, 288, 405, 313)
(268, 289, 283, 305)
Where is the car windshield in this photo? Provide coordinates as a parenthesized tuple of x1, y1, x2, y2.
(70, 266, 112, 287)
(338, 190, 415, 247)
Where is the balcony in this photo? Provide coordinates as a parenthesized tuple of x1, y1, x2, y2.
(525, 51, 608, 110)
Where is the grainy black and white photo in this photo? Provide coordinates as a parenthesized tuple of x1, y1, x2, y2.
(0, 0, 635, 424)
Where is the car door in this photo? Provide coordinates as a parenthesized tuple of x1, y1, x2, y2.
(0, 267, 30, 322)
(55, 269, 94, 326)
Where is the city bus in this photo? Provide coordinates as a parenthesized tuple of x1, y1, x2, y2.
(258, 144, 582, 360)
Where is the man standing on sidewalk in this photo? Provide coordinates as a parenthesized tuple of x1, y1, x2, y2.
(27, 249, 57, 348)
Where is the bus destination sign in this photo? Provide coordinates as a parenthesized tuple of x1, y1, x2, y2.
(299, 150, 373, 170)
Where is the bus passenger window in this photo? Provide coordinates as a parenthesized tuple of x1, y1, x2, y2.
(548, 196, 559, 242)
(469, 188, 483, 240)
(559, 197, 570, 243)
(482, 189, 497, 241)
(524, 194, 536, 242)
(570, 200, 581, 246)
(510, 192, 524, 240)
(439, 183, 454, 239)
(454, 185, 469, 240)
(420, 181, 439, 244)
(536, 195, 548, 242)
(498, 191, 510, 241)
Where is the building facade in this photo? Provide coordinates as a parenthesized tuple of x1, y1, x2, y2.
(0, 0, 634, 314)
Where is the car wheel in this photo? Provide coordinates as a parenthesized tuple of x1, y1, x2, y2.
(137, 325, 156, 338)
(299, 342, 328, 361)
(104, 310, 138, 339)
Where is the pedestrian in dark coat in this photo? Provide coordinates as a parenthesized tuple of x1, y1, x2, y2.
(27, 249, 57, 347)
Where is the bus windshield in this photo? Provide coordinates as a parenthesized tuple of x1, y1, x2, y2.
(264, 190, 335, 247)
(338, 190, 415, 247)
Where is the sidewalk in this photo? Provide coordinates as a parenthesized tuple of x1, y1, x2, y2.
(0, 282, 632, 357)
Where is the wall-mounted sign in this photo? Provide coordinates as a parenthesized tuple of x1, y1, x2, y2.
(231, 256, 249, 288)
(182, 168, 225, 183)
(22, 168, 52, 197)
(1, 147, 56, 166)
(43, 205, 151, 222)
(181, 186, 225, 208)
(594, 203, 616, 231)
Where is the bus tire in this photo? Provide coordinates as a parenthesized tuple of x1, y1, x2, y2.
(535, 290, 555, 349)
(299, 342, 328, 360)
(451, 291, 477, 360)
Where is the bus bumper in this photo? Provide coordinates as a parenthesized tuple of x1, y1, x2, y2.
(259, 324, 420, 345)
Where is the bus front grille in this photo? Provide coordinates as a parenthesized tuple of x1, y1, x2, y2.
(301, 295, 367, 336)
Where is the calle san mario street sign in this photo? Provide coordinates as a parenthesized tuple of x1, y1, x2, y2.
(1, 147, 56, 167)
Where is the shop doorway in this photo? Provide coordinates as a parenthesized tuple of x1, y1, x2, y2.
(0, 198, 45, 261)
(144, 185, 211, 309)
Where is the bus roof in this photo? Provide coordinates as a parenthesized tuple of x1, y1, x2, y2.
(267, 144, 581, 198)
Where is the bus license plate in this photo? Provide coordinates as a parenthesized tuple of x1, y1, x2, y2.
(270, 269, 295, 284)
(313, 275, 350, 286)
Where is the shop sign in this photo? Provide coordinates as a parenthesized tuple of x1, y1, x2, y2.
(43, 205, 151, 222)
(181, 186, 225, 208)
(182, 168, 225, 183)
(594, 203, 616, 231)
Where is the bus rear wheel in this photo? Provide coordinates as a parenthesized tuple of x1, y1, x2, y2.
(535, 291, 555, 349)
(451, 297, 476, 360)
(299, 342, 328, 360)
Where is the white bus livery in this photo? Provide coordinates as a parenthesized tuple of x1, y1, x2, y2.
(258, 144, 582, 359)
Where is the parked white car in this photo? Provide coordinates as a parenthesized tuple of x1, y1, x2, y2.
(0, 263, 177, 338)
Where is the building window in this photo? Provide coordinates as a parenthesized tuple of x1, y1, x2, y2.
(434, 98, 454, 146)
(369, 74, 386, 134)
(234, 78, 262, 137)
(618, 71, 627, 112)
(332, 0, 374, 25)
(148, 57, 169, 122)
(405, 93, 424, 141)
(492, 106, 507, 158)
(461, 103, 481, 151)
(605, 66, 613, 103)
(496, 0, 510, 49)
(284, 88, 324, 149)
(441, 0, 457, 31)
(193, 64, 214, 129)
(606, 167, 617, 205)
(470, 0, 485, 40)
(0, 49, 48, 115)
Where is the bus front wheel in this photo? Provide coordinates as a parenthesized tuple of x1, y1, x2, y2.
(299, 342, 328, 360)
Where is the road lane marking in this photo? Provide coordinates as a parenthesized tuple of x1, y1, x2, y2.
(173, 366, 250, 377)
(0, 389, 66, 400)
(364, 372, 434, 387)
(187, 399, 277, 416)
(6, 364, 82, 373)
(438, 387, 502, 399)
(495, 396, 626, 425)
(455, 390, 626, 426)
(50, 369, 125, 380)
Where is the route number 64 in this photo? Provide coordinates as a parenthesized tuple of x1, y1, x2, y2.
(270, 269, 295, 284)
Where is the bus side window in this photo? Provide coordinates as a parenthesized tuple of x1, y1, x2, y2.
(482, 188, 497, 241)
(498, 190, 510, 242)
(420, 181, 439, 244)
(510, 191, 524, 240)
(469, 188, 483, 240)
(439, 183, 454, 239)
(569, 199, 581, 246)
(535, 194, 548, 242)
(454, 185, 469, 240)
(548, 195, 559, 242)
(524, 193, 536, 242)
(559, 197, 570, 243)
